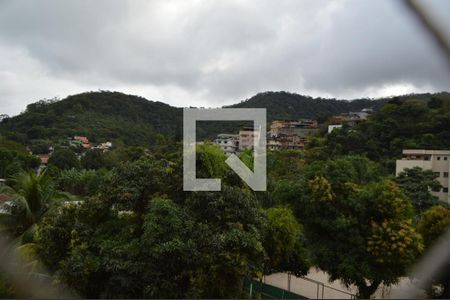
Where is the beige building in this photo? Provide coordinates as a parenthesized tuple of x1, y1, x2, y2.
(270, 119, 318, 138)
(239, 127, 259, 150)
(396, 149, 450, 203)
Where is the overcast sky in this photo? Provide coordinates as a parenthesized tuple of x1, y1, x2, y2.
(0, 0, 449, 116)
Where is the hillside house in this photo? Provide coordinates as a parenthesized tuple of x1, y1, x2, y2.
(214, 134, 239, 156)
(71, 136, 91, 149)
(239, 127, 260, 151)
(268, 119, 318, 150)
(327, 108, 373, 134)
(37, 154, 50, 165)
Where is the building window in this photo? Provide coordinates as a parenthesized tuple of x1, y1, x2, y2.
(444, 187, 449, 193)
(432, 186, 441, 192)
(434, 172, 440, 177)
(445, 157, 448, 160)
(444, 172, 449, 178)
(437, 156, 441, 160)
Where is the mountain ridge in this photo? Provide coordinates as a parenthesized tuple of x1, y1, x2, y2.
(1, 90, 448, 146)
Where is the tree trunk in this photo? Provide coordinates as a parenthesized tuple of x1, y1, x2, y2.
(356, 280, 381, 299)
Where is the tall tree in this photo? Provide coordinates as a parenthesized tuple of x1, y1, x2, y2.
(48, 148, 79, 170)
(396, 167, 441, 212)
(0, 170, 63, 242)
(416, 206, 450, 298)
(262, 206, 310, 277)
(300, 177, 423, 299)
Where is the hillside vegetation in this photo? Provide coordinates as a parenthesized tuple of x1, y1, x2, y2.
(1, 90, 448, 144)
(0, 91, 182, 147)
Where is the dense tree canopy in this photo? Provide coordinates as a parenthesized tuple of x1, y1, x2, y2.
(1, 91, 450, 298)
(396, 167, 441, 212)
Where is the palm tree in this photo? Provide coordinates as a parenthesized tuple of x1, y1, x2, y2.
(0, 170, 64, 243)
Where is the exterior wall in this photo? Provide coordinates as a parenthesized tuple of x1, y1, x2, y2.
(269, 120, 318, 150)
(270, 120, 318, 138)
(267, 140, 281, 151)
(396, 149, 450, 204)
(215, 134, 239, 155)
(395, 160, 433, 176)
(277, 127, 318, 138)
(239, 129, 259, 151)
(328, 124, 343, 133)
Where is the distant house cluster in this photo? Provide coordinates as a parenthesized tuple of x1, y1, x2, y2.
(213, 108, 375, 155)
(327, 108, 373, 133)
(213, 119, 318, 155)
(268, 119, 318, 151)
(34, 136, 113, 167)
(69, 136, 112, 152)
(70, 136, 91, 149)
(213, 128, 260, 156)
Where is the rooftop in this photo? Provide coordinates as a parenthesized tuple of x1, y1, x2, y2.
(403, 149, 450, 155)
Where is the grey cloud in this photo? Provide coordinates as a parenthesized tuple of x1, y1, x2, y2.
(0, 0, 449, 116)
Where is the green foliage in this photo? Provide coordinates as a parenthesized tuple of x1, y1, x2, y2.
(81, 149, 107, 170)
(396, 167, 441, 212)
(185, 186, 265, 298)
(48, 148, 79, 170)
(3, 90, 449, 298)
(57, 168, 110, 196)
(0, 136, 40, 178)
(299, 176, 423, 298)
(195, 143, 227, 179)
(267, 150, 304, 180)
(141, 197, 198, 298)
(0, 170, 62, 241)
(262, 207, 310, 277)
(0, 91, 182, 147)
(34, 204, 78, 272)
(29, 140, 51, 155)
(417, 206, 450, 247)
(102, 157, 177, 218)
(230, 91, 386, 123)
(0, 90, 390, 143)
(416, 206, 450, 298)
(36, 178, 266, 299)
(325, 93, 450, 169)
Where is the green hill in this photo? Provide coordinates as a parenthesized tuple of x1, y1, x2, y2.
(1, 90, 448, 146)
(228, 91, 386, 121)
(0, 91, 182, 147)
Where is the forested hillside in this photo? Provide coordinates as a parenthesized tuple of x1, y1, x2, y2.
(321, 92, 450, 171)
(1, 90, 448, 145)
(229, 91, 386, 121)
(0, 91, 183, 147)
(2, 90, 385, 144)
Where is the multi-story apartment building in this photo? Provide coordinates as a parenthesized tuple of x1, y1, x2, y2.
(214, 134, 239, 156)
(270, 119, 318, 138)
(268, 119, 318, 150)
(239, 127, 259, 150)
(396, 149, 450, 204)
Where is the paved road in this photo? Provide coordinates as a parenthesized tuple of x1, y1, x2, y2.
(263, 269, 424, 299)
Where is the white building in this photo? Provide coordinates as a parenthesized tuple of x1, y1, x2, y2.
(214, 134, 239, 156)
(396, 149, 450, 204)
(328, 124, 343, 134)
